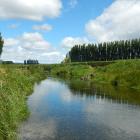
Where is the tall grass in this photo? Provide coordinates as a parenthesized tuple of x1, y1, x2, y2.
(48, 59, 140, 90)
(93, 59, 140, 89)
(49, 64, 93, 79)
(0, 64, 46, 140)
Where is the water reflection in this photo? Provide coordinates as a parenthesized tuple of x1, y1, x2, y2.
(19, 78, 140, 140)
(67, 79, 140, 105)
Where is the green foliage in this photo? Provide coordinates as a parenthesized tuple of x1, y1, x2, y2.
(0, 64, 46, 140)
(49, 64, 93, 79)
(67, 38, 140, 62)
(93, 59, 140, 89)
(48, 59, 140, 90)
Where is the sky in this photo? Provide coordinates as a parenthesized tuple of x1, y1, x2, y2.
(0, 0, 140, 64)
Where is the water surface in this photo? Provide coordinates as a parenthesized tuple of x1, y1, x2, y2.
(19, 78, 140, 140)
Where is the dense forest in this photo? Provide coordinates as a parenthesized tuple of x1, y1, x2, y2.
(67, 38, 140, 62)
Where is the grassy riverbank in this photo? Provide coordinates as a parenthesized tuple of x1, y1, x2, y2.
(0, 59, 140, 139)
(93, 59, 140, 89)
(0, 64, 46, 140)
(49, 59, 140, 90)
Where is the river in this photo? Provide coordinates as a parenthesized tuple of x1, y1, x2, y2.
(19, 78, 140, 140)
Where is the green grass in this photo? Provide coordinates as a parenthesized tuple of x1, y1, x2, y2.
(0, 64, 46, 140)
(49, 64, 93, 79)
(93, 59, 140, 89)
(48, 59, 140, 90)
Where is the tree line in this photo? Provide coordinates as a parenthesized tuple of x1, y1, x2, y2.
(67, 38, 140, 62)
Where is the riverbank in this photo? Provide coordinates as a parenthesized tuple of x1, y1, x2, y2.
(1, 59, 140, 139)
(49, 59, 140, 90)
(0, 64, 46, 140)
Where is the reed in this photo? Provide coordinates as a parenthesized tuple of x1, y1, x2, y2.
(0, 64, 46, 140)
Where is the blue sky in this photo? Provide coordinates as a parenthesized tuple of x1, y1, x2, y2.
(0, 0, 140, 63)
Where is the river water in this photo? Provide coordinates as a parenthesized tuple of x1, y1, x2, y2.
(19, 78, 140, 140)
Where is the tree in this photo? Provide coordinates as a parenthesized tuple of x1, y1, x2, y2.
(0, 33, 4, 57)
(24, 60, 26, 65)
(66, 38, 140, 62)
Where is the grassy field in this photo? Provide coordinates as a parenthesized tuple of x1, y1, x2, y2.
(0, 64, 46, 140)
(49, 59, 140, 90)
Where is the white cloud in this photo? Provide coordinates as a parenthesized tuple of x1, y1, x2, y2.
(84, 100, 140, 135)
(33, 24, 53, 32)
(4, 38, 19, 46)
(61, 89, 74, 103)
(19, 32, 51, 52)
(61, 36, 90, 49)
(85, 0, 140, 42)
(42, 52, 61, 56)
(2, 32, 64, 63)
(0, 0, 62, 20)
(69, 0, 78, 8)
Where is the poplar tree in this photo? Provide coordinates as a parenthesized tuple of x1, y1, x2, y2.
(67, 38, 140, 62)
